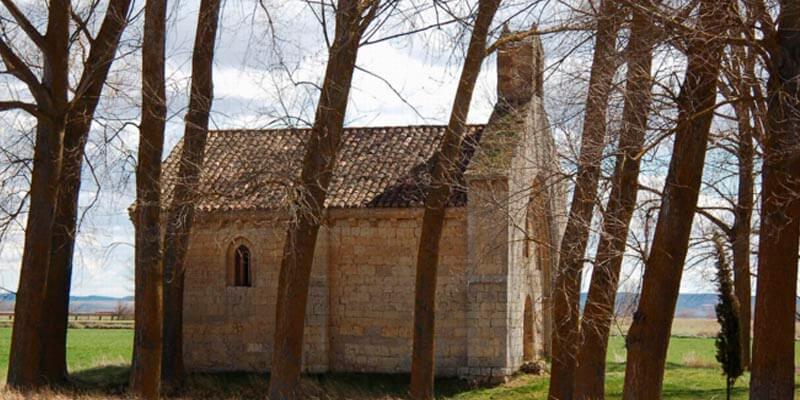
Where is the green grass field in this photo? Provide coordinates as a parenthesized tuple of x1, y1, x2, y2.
(0, 327, 797, 398)
(0, 327, 133, 382)
(447, 337, 800, 400)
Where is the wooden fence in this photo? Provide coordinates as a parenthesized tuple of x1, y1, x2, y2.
(0, 311, 133, 321)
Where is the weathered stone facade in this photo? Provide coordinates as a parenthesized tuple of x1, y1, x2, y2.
(175, 30, 562, 380)
(183, 208, 468, 375)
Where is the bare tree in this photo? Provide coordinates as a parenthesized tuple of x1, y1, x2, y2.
(622, 0, 731, 397)
(161, 0, 222, 390)
(572, 2, 657, 398)
(699, 4, 765, 367)
(724, 16, 761, 369)
(130, 0, 167, 397)
(408, 1, 501, 398)
(2, 0, 71, 390)
(268, 1, 383, 398)
(39, 0, 135, 384)
(548, 1, 623, 398)
(750, 0, 800, 397)
(114, 300, 133, 320)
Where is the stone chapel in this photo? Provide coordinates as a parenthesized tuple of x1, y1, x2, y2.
(160, 30, 564, 381)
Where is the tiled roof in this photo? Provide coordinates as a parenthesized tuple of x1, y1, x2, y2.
(161, 125, 484, 212)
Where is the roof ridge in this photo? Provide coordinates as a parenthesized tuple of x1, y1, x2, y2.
(209, 123, 487, 134)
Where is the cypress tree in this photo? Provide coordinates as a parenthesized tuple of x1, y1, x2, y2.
(713, 235, 744, 400)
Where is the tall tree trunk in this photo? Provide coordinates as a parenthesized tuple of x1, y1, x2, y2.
(408, 2, 500, 399)
(572, 4, 655, 398)
(8, 119, 65, 389)
(621, 0, 729, 397)
(267, 2, 377, 398)
(40, 0, 134, 383)
(730, 83, 753, 371)
(130, 0, 167, 397)
(749, 1, 800, 397)
(162, 0, 222, 390)
(548, 1, 622, 398)
(39, 128, 82, 386)
(720, 21, 760, 369)
(7, 0, 70, 390)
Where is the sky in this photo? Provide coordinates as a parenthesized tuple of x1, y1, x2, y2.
(0, 0, 731, 297)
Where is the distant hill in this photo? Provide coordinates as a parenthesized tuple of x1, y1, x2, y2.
(581, 292, 800, 319)
(0, 293, 133, 302)
(0, 292, 790, 318)
(70, 295, 135, 302)
(581, 293, 718, 319)
(0, 294, 134, 313)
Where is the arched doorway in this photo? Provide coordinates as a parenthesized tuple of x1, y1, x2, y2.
(523, 295, 535, 362)
(525, 174, 555, 356)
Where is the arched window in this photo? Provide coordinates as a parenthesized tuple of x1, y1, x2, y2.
(230, 243, 252, 287)
(225, 238, 254, 287)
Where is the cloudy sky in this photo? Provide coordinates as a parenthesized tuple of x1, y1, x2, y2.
(0, 0, 728, 297)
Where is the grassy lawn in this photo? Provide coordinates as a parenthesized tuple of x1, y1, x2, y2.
(448, 336, 800, 400)
(0, 327, 797, 398)
(0, 327, 133, 382)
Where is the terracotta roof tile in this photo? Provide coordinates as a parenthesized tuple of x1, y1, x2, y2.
(162, 125, 484, 211)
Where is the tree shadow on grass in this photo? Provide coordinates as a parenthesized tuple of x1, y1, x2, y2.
(606, 362, 626, 373)
(313, 373, 473, 399)
(605, 386, 748, 400)
(605, 361, 703, 374)
(165, 371, 472, 399)
(68, 368, 273, 399)
(66, 364, 130, 396)
(63, 369, 463, 399)
(660, 386, 747, 400)
(60, 368, 504, 399)
(602, 372, 751, 400)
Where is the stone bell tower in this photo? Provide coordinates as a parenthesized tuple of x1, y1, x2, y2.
(461, 25, 561, 382)
(497, 25, 545, 107)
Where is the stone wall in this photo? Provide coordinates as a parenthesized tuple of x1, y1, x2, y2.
(463, 178, 513, 379)
(182, 208, 469, 376)
(181, 211, 329, 373)
(461, 93, 556, 380)
(505, 92, 555, 371)
(328, 209, 468, 375)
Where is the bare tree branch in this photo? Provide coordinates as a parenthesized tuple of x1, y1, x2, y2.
(0, 38, 50, 109)
(0, 0, 46, 50)
(0, 101, 40, 117)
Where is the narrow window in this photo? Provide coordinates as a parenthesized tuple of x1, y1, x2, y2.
(234, 244, 251, 287)
(523, 208, 532, 258)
